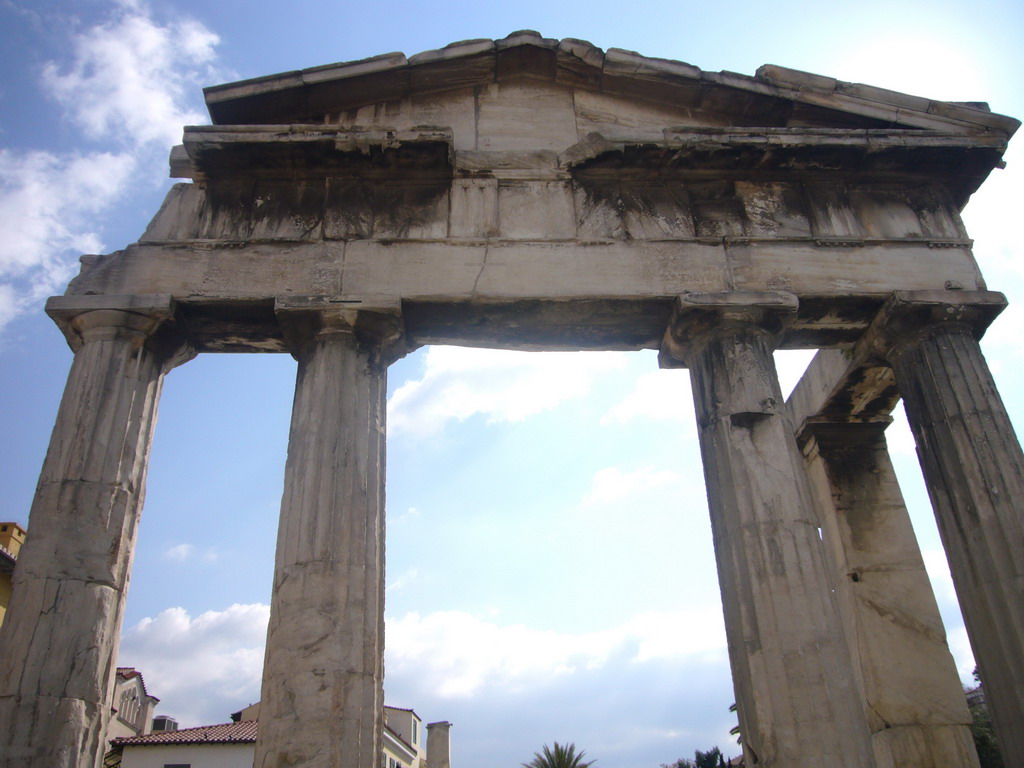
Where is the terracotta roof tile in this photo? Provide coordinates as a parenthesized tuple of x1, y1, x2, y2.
(112, 720, 258, 746)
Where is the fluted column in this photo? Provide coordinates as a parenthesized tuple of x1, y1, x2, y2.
(662, 292, 875, 768)
(870, 290, 1024, 768)
(800, 421, 978, 768)
(255, 298, 402, 768)
(0, 295, 191, 768)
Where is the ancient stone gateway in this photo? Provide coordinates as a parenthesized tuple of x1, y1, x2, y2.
(0, 31, 1020, 768)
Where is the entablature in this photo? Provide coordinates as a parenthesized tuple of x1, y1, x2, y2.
(171, 122, 1007, 208)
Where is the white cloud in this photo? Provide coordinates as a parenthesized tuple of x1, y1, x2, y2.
(119, 604, 269, 727)
(601, 369, 694, 425)
(0, 3, 221, 329)
(388, 347, 628, 436)
(161, 542, 218, 562)
(0, 149, 137, 318)
(41, 5, 219, 148)
(384, 607, 726, 700)
(118, 601, 728, 730)
(0, 285, 22, 330)
(581, 466, 682, 507)
(163, 543, 195, 561)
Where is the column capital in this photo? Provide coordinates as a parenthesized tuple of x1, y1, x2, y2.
(274, 295, 406, 367)
(660, 290, 798, 368)
(866, 289, 1006, 364)
(45, 294, 194, 368)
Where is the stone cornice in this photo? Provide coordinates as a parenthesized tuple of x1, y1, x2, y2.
(201, 32, 1019, 139)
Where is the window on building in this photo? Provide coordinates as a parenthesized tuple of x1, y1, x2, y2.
(412, 719, 418, 745)
(119, 690, 140, 726)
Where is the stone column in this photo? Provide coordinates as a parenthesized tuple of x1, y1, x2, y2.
(870, 290, 1024, 768)
(255, 298, 402, 768)
(0, 295, 191, 768)
(799, 421, 978, 768)
(662, 292, 875, 768)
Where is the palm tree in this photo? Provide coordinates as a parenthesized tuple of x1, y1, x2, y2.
(522, 742, 596, 768)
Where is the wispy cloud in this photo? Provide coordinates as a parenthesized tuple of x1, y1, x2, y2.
(601, 368, 693, 425)
(580, 466, 682, 507)
(386, 568, 420, 593)
(0, 149, 136, 318)
(162, 543, 195, 561)
(162, 542, 219, 562)
(388, 347, 628, 436)
(0, 1, 221, 328)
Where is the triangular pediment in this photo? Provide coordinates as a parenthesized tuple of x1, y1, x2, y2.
(203, 30, 1018, 139)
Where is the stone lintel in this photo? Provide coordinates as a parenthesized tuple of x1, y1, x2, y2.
(798, 416, 893, 445)
(786, 348, 901, 429)
(787, 290, 1007, 430)
(274, 295, 405, 366)
(864, 289, 1006, 362)
(659, 290, 798, 368)
(796, 417, 896, 470)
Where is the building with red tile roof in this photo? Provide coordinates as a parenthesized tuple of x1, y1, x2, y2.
(107, 667, 160, 744)
(106, 704, 451, 768)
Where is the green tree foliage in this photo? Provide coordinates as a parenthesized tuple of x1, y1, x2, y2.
(522, 743, 596, 768)
(661, 746, 727, 768)
(968, 667, 1004, 768)
(971, 704, 1004, 768)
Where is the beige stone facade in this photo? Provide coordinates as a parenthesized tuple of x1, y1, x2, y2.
(0, 31, 1020, 768)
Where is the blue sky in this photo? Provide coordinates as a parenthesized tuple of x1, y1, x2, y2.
(1, 0, 1023, 766)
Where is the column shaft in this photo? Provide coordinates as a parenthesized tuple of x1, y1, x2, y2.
(255, 324, 386, 768)
(886, 320, 1024, 767)
(0, 306, 181, 768)
(801, 423, 978, 768)
(684, 324, 875, 767)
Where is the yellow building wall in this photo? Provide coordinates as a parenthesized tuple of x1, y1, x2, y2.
(0, 523, 27, 627)
(0, 574, 11, 627)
